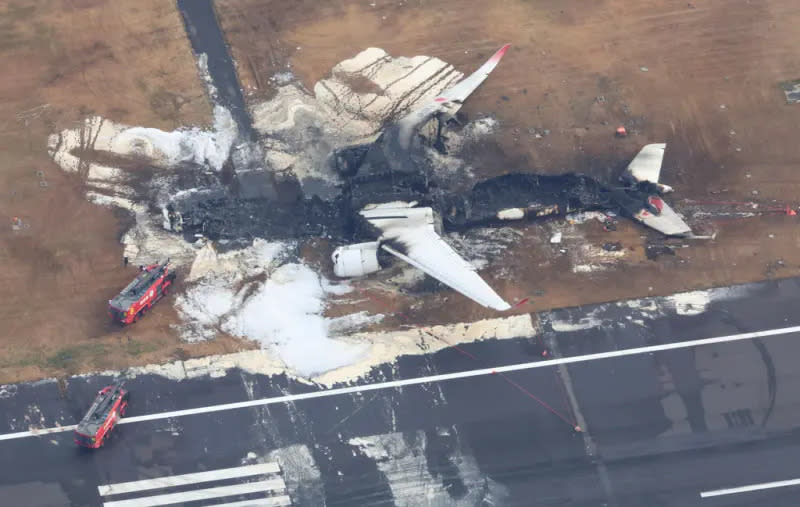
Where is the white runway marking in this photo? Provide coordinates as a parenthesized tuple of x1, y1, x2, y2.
(208, 497, 292, 507)
(700, 477, 800, 498)
(101, 479, 286, 507)
(2, 324, 799, 442)
(98, 463, 280, 496)
(98, 463, 287, 506)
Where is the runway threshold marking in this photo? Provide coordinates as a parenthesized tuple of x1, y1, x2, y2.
(2, 324, 800, 442)
(700, 477, 800, 498)
(97, 462, 288, 506)
(97, 462, 280, 496)
(101, 479, 286, 507)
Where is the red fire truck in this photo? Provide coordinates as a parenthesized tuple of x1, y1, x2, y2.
(109, 260, 176, 325)
(74, 382, 129, 448)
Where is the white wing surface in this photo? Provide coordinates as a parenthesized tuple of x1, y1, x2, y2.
(633, 197, 692, 236)
(361, 203, 511, 311)
(394, 44, 511, 147)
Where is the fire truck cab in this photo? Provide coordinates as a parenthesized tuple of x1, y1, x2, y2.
(74, 383, 129, 448)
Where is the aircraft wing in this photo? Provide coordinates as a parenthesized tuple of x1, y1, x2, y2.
(360, 203, 511, 311)
(625, 143, 666, 184)
(633, 196, 693, 236)
(394, 44, 511, 148)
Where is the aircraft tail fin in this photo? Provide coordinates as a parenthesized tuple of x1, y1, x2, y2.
(625, 143, 666, 184)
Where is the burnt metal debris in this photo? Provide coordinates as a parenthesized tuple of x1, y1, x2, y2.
(154, 30, 683, 262)
(163, 122, 675, 248)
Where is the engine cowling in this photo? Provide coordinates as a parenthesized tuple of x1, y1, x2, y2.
(332, 241, 382, 277)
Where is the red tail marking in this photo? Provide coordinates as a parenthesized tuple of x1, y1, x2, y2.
(511, 297, 530, 309)
(490, 43, 512, 62)
(649, 196, 664, 213)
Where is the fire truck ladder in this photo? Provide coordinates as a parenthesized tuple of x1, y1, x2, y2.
(87, 382, 125, 422)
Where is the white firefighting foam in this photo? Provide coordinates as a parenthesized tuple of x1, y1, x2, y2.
(251, 47, 467, 192)
(99, 313, 535, 385)
(48, 105, 237, 176)
(174, 240, 383, 376)
(348, 431, 510, 506)
(45, 49, 503, 379)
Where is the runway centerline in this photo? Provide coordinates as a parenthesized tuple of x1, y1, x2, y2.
(2, 324, 799, 443)
(700, 477, 800, 498)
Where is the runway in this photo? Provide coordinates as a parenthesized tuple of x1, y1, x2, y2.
(3, 277, 800, 506)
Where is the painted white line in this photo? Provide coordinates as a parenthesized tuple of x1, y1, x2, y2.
(2, 324, 800, 443)
(102, 478, 286, 507)
(98, 463, 281, 496)
(700, 478, 800, 498)
(0, 425, 78, 442)
(206, 496, 292, 507)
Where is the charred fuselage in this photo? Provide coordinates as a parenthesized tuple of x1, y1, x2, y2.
(163, 121, 667, 245)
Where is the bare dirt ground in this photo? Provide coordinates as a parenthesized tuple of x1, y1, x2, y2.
(2, 0, 799, 383)
(0, 0, 255, 383)
(218, 0, 800, 325)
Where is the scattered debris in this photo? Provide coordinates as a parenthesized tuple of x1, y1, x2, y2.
(569, 243, 627, 273)
(780, 79, 800, 104)
(765, 259, 786, 278)
(566, 211, 609, 225)
(35, 169, 48, 190)
(269, 71, 294, 86)
(645, 243, 676, 261)
(602, 242, 623, 252)
(602, 217, 618, 232)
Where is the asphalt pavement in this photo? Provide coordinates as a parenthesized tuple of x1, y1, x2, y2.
(3, 277, 800, 506)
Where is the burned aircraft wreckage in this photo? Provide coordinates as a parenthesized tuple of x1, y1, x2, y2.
(162, 44, 693, 310)
(164, 145, 681, 252)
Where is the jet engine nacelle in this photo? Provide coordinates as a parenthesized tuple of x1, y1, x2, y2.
(332, 241, 382, 278)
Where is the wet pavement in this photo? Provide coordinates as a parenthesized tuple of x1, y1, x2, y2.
(3, 277, 800, 505)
